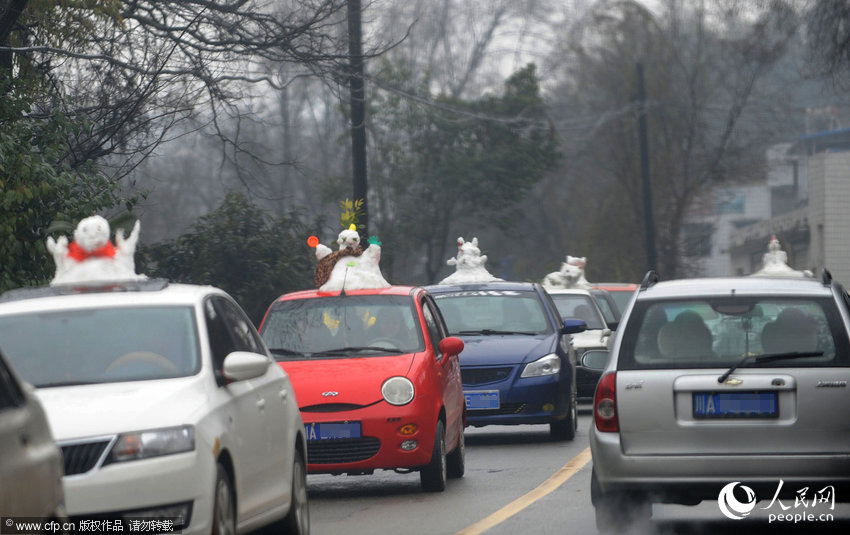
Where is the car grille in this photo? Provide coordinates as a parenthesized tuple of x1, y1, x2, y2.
(468, 402, 526, 416)
(61, 439, 112, 475)
(307, 437, 381, 464)
(461, 367, 513, 385)
(301, 403, 373, 413)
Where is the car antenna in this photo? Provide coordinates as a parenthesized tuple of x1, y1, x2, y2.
(340, 261, 355, 297)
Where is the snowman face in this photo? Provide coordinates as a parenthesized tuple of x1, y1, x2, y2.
(337, 229, 360, 249)
(74, 215, 111, 252)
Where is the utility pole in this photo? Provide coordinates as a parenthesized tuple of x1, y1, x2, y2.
(636, 62, 657, 272)
(347, 0, 368, 236)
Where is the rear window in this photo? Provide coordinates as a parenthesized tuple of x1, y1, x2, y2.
(618, 296, 850, 370)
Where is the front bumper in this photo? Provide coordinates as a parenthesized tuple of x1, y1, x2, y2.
(302, 399, 439, 474)
(63, 446, 214, 534)
(463, 372, 569, 427)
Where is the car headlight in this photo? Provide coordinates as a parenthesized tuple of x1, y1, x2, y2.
(382, 376, 415, 406)
(521, 354, 561, 378)
(107, 425, 195, 463)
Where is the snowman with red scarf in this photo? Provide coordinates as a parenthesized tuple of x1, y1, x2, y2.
(47, 215, 145, 285)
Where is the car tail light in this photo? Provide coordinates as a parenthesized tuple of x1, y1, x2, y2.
(594, 372, 618, 432)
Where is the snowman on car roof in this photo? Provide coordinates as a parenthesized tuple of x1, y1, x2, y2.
(438, 237, 503, 284)
(749, 235, 813, 279)
(308, 224, 390, 292)
(46, 215, 146, 285)
(541, 255, 592, 290)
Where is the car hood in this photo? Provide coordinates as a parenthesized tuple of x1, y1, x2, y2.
(279, 354, 416, 407)
(34, 377, 207, 442)
(455, 335, 555, 366)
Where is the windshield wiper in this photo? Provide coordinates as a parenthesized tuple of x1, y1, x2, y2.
(319, 346, 404, 356)
(269, 347, 304, 357)
(456, 329, 536, 336)
(718, 351, 824, 383)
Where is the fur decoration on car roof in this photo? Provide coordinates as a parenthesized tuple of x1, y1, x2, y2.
(439, 237, 503, 285)
(46, 215, 146, 285)
(542, 255, 592, 289)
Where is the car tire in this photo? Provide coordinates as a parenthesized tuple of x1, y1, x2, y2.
(212, 463, 236, 535)
(268, 450, 310, 535)
(446, 426, 465, 479)
(549, 400, 577, 441)
(591, 468, 650, 533)
(420, 420, 447, 492)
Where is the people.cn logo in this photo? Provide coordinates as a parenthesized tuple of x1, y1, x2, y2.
(718, 482, 757, 520)
(322, 391, 339, 397)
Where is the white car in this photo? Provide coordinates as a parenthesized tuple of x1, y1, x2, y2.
(546, 288, 612, 402)
(0, 280, 309, 535)
(0, 349, 66, 519)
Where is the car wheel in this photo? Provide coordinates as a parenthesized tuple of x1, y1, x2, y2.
(591, 468, 650, 533)
(446, 426, 465, 479)
(271, 451, 310, 535)
(212, 464, 236, 535)
(420, 420, 447, 492)
(549, 401, 576, 441)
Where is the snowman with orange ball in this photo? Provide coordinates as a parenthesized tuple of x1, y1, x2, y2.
(307, 224, 389, 291)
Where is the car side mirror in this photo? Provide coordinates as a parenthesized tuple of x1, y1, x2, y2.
(582, 349, 610, 371)
(561, 318, 587, 335)
(438, 336, 464, 357)
(223, 351, 270, 382)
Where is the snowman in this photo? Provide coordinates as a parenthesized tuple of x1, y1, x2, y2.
(542, 255, 592, 289)
(439, 237, 503, 284)
(750, 235, 812, 278)
(309, 224, 389, 291)
(46, 215, 145, 285)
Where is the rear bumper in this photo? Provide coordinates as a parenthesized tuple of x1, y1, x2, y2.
(590, 429, 850, 503)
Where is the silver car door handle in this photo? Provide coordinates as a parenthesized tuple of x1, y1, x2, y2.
(256, 398, 266, 410)
(279, 389, 288, 401)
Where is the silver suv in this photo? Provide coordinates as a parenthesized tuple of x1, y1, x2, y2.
(589, 270, 850, 531)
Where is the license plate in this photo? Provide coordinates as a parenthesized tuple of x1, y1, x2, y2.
(305, 422, 361, 441)
(464, 390, 500, 410)
(693, 391, 778, 419)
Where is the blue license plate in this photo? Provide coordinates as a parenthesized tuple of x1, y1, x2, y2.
(305, 422, 361, 441)
(464, 390, 500, 410)
(693, 391, 778, 418)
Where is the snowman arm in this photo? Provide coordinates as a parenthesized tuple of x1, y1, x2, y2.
(315, 243, 332, 260)
(116, 220, 141, 254)
(447, 257, 457, 266)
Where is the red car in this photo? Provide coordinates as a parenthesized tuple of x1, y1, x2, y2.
(258, 285, 466, 491)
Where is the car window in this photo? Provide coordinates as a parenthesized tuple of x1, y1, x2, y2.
(0, 306, 201, 387)
(260, 294, 425, 360)
(433, 290, 552, 335)
(619, 297, 850, 370)
(0, 355, 24, 411)
(212, 297, 265, 355)
(551, 294, 606, 329)
(421, 298, 444, 360)
(591, 291, 619, 323)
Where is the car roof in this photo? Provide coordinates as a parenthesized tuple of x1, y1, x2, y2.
(273, 285, 419, 303)
(637, 276, 834, 300)
(424, 281, 540, 293)
(0, 280, 223, 314)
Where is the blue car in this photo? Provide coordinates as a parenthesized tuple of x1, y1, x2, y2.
(425, 281, 585, 440)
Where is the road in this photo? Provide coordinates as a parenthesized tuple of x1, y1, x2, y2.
(305, 412, 850, 535)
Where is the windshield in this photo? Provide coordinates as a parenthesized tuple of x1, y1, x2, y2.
(551, 294, 606, 330)
(433, 290, 552, 336)
(260, 295, 424, 360)
(0, 306, 200, 387)
(618, 297, 849, 370)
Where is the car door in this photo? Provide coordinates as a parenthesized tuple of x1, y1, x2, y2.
(205, 296, 283, 521)
(0, 352, 62, 516)
(422, 296, 463, 443)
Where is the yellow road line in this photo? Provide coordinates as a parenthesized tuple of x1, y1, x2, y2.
(455, 447, 593, 535)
